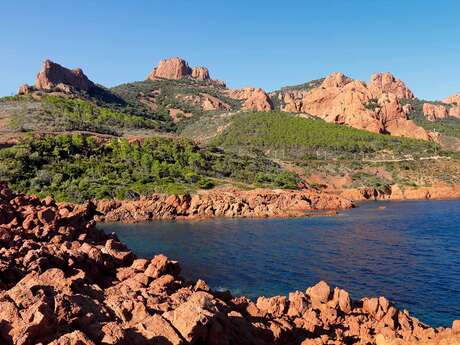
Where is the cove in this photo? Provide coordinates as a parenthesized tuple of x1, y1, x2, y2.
(100, 199, 460, 327)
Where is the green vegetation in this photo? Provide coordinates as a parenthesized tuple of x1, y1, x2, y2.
(0, 134, 299, 202)
(212, 112, 441, 160)
(111, 78, 241, 123)
(6, 95, 173, 135)
(402, 98, 460, 139)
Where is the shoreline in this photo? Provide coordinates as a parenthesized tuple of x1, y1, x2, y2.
(79, 184, 460, 224)
(0, 184, 459, 344)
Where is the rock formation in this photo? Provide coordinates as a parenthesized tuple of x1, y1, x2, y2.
(0, 184, 457, 344)
(444, 92, 460, 105)
(192, 66, 210, 81)
(147, 57, 211, 81)
(368, 72, 414, 99)
(422, 103, 448, 121)
(227, 87, 274, 112)
(94, 188, 352, 223)
(34, 59, 97, 92)
(279, 72, 429, 140)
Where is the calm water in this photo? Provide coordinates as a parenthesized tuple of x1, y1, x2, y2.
(100, 200, 460, 327)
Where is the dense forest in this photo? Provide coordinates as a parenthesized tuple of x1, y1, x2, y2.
(0, 134, 299, 202)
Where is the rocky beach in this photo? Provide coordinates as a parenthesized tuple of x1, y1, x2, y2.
(0, 184, 458, 344)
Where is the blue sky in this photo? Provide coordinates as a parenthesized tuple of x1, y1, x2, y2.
(1, 0, 459, 100)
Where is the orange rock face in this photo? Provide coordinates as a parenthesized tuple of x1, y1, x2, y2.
(280, 72, 429, 140)
(444, 92, 460, 105)
(227, 87, 274, 111)
(242, 88, 274, 111)
(192, 66, 210, 81)
(34, 59, 96, 92)
(147, 57, 192, 80)
(95, 188, 352, 223)
(368, 72, 414, 99)
(422, 103, 448, 121)
(147, 57, 213, 82)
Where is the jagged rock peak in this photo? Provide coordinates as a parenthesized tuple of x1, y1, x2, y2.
(321, 72, 353, 88)
(34, 59, 96, 92)
(368, 72, 414, 99)
(147, 57, 211, 81)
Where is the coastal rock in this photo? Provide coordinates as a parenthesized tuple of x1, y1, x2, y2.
(422, 103, 448, 121)
(94, 188, 353, 223)
(34, 59, 96, 92)
(0, 183, 456, 345)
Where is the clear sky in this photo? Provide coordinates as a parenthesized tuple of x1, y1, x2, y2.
(1, 0, 459, 100)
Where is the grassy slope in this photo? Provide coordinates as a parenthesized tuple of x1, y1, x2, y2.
(211, 112, 460, 190)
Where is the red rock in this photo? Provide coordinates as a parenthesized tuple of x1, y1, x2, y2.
(256, 296, 287, 317)
(242, 88, 274, 111)
(444, 92, 460, 105)
(192, 66, 210, 81)
(368, 72, 414, 99)
(48, 330, 95, 345)
(35, 60, 96, 92)
(144, 254, 180, 279)
(17, 84, 31, 95)
(308, 281, 331, 306)
(422, 103, 448, 121)
(134, 314, 183, 345)
(163, 291, 221, 343)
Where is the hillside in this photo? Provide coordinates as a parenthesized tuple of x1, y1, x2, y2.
(211, 112, 460, 192)
(0, 134, 299, 202)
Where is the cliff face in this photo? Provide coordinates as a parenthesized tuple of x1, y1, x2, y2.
(0, 184, 458, 345)
(35, 59, 97, 92)
(278, 72, 430, 140)
(147, 57, 212, 82)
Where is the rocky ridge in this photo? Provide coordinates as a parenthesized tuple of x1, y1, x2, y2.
(278, 72, 430, 140)
(93, 188, 353, 223)
(18, 60, 101, 95)
(0, 184, 458, 344)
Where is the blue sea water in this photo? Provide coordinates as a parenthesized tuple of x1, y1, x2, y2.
(100, 199, 460, 327)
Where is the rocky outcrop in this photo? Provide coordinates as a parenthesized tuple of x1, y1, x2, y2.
(444, 92, 460, 105)
(17, 84, 31, 95)
(422, 103, 448, 121)
(92, 189, 353, 223)
(227, 87, 274, 111)
(340, 184, 460, 201)
(242, 88, 274, 111)
(279, 72, 429, 140)
(94, 188, 353, 223)
(0, 184, 457, 345)
(34, 59, 97, 92)
(147, 57, 212, 81)
(368, 72, 414, 99)
(449, 106, 460, 119)
(192, 66, 210, 81)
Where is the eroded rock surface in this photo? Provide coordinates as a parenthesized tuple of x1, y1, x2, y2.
(35, 59, 97, 92)
(147, 57, 212, 82)
(0, 185, 457, 344)
(94, 188, 353, 223)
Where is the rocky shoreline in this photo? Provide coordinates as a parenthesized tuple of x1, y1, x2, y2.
(82, 184, 460, 224)
(340, 184, 460, 202)
(0, 184, 458, 344)
(91, 188, 354, 223)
